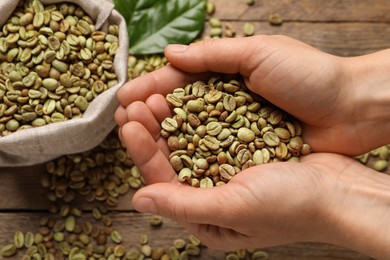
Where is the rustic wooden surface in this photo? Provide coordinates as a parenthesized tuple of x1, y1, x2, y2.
(1, 0, 390, 259)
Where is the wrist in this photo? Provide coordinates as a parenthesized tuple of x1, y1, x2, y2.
(340, 50, 390, 152)
(317, 160, 390, 258)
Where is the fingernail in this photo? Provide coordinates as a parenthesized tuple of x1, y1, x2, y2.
(133, 197, 157, 214)
(166, 44, 188, 53)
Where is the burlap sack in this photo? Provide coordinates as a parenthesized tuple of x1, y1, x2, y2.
(0, 0, 128, 166)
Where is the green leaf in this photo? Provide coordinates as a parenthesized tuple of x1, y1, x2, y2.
(114, 0, 206, 55)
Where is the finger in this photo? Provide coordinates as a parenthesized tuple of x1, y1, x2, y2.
(121, 122, 177, 184)
(117, 65, 211, 107)
(114, 106, 128, 127)
(164, 37, 266, 75)
(125, 99, 172, 157)
(182, 223, 253, 251)
(117, 126, 124, 145)
(132, 187, 252, 250)
(125, 101, 162, 141)
(132, 182, 240, 226)
(145, 94, 173, 124)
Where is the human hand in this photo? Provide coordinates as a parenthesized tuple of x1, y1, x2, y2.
(120, 115, 334, 249)
(114, 36, 390, 258)
(120, 119, 390, 258)
(116, 35, 390, 155)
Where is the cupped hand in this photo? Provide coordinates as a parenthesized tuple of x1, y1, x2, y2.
(115, 36, 390, 257)
(120, 118, 371, 251)
(116, 35, 378, 155)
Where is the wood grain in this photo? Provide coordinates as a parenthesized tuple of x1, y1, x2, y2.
(203, 22, 390, 56)
(0, 165, 137, 211)
(209, 0, 390, 22)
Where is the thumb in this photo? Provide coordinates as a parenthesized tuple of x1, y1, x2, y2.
(132, 183, 234, 226)
(164, 36, 268, 76)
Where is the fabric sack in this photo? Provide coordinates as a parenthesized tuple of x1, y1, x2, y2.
(0, 0, 128, 166)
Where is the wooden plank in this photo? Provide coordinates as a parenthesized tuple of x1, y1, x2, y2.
(1, 152, 389, 211)
(203, 22, 390, 56)
(209, 0, 390, 22)
(0, 212, 202, 259)
(0, 165, 50, 210)
(0, 212, 372, 260)
(0, 164, 137, 211)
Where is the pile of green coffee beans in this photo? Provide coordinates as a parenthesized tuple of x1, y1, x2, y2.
(0, 0, 119, 136)
(161, 75, 311, 187)
(356, 145, 390, 172)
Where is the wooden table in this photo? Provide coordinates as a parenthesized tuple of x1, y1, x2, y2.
(1, 0, 390, 259)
